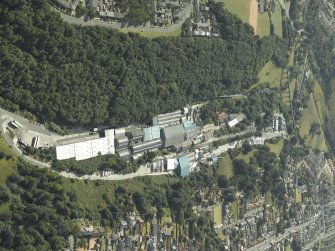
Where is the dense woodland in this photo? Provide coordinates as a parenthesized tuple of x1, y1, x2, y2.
(0, 163, 80, 250)
(0, 0, 287, 127)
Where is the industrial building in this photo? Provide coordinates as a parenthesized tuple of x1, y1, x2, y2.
(131, 139, 162, 155)
(227, 114, 246, 128)
(160, 124, 186, 148)
(55, 129, 115, 161)
(143, 126, 160, 142)
(126, 127, 144, 142)
(55, 108, 202, 165)
(177, 155, 191, 177)
(183, 121, 201, 140)
(118, 149, 131, 161)
(166, 158, 178, 171)
(152, 110, 183, 128)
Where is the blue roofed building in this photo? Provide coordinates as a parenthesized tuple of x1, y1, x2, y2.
(177, 155, 190, 177)
(182, 120, 197, 131)
(143, 126, 161, 142)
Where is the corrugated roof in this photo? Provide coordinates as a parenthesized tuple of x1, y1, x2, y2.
(162, 124, 185, 147)
(178, 155, 190, 177)
(143, 126, 160, 142)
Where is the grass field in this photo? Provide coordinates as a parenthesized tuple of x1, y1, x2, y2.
(299, 94, 328, 152)
(271, 2, 283, 37)
(220, 0, 251, 23)
(218, 154, 234, 178)
(213, 204, 223, 226)
(117, 27, 182, 38)
(251, 61, 282, 90)
(257, 13, 270, 37)
(0, 136, 17, 185)
(266, 139, 284, 157)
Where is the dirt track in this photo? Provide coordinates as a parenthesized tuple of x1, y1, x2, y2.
(249, 0, 258, 33)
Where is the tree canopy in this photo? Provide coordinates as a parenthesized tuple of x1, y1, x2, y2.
(0, 0, 287, 127)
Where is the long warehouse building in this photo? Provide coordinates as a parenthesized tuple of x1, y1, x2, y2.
(56, 129, 115, 161)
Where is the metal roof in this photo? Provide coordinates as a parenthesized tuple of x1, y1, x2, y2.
(56, 144, 75, 160)
(178, 155, 190, 177)
(56, 137, 114, 161)
(161, 124, 185, 147)
(143, 126, 161, 142)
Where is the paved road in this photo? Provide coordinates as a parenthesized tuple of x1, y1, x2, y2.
(56, 3, 192, 33)
(57, 165, 173, 181)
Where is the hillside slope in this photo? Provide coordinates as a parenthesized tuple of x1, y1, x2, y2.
(0, 0, 287, 127)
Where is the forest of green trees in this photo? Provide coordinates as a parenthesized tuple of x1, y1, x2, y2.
(0, 163, 80, 250)
(0, 0, 287, 128)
